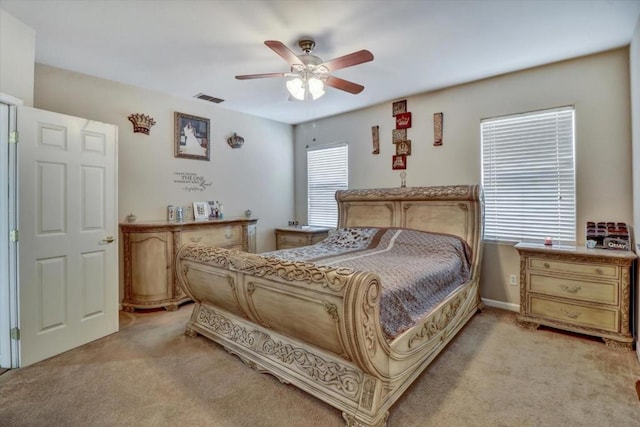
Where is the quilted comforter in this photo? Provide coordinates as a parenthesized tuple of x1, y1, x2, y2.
(263, 227, 472, 339)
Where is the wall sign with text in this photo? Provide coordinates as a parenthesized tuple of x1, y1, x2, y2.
(173, 172, 212, 192)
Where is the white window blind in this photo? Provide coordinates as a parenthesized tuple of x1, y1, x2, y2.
(307, 143, 348, 228)
(481, 106, 576, 244)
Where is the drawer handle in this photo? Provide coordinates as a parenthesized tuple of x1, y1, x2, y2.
(189, 237, 202, 243)
(560, 309, 581, 319)
(595, 268, 603, 275)
(225, 232, 232, 239)
(543, 263, 550, 269)
(559, 285, 581, 294)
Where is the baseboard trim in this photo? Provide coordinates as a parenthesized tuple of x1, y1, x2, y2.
(482, 298, 519, 312)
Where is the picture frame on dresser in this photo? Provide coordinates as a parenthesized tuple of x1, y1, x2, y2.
(192, 201, 209, 221)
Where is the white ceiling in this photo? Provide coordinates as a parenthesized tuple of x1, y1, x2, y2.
(2, 0, 639, 125)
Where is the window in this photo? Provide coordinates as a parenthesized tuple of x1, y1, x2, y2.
(307, 143, 348, 227)
(481, 106, 576, 244)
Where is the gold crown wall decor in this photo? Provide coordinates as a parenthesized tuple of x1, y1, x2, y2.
(226, 132, 245, 149)
(128, 113, 156, 135)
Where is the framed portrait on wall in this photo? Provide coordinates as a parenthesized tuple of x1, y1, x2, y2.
(175, 112, 210, 160)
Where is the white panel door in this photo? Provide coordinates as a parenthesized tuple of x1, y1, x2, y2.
(0, 102, 12, 368)
(18, 106, 118, 367)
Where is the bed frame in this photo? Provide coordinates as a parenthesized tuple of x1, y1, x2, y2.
(176, 185, 483, 426)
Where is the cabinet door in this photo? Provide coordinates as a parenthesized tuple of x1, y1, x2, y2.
(128, 232, 172, 302)
(181, 225, 242, 248)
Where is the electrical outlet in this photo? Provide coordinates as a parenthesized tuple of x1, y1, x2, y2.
(509, 274, 518, 286)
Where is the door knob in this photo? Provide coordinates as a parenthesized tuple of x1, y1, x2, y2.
(100, 236, 115, 245)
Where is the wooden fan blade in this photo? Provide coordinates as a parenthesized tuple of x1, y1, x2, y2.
(265, 40, 304, 66)
(320, 50, 373, 72)
(325, 76, 365, 94)
(235, 72, 287, 80)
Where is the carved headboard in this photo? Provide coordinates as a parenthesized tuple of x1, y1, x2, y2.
(336, 185, 484, 269)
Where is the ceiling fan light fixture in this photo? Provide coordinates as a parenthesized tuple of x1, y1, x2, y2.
(286, 76, 325, 101)
(308, 77, 325, 100)
(237, 39, 373, 100)
(286, 77, 306, 100)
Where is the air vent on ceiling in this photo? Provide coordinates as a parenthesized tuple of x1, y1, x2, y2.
(194, 93, 224, 103)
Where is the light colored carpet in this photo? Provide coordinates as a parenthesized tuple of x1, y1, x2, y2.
(0, 305, 638, 427)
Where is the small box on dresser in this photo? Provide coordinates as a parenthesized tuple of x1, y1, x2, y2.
(515, 243, 637, 350)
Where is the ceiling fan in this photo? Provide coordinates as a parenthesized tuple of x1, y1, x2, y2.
(235, 37, 374, 100)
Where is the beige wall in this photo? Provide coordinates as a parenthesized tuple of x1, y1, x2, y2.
(34, 64, 295, 300)
(630, 16, 640, 360)
(32, 48, 635, 311)
(34, 64, 294, 253)
(294, 48, 634, 308)
(0, 9, 35, 106)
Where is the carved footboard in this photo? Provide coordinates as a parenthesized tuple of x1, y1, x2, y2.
(176, 244, 386, 373)
(176, 243, 481, 427)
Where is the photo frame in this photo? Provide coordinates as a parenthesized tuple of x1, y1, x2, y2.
(392, 154, 407, 170)
(192, 201, 210, 221)
(175, 112, 210, 160)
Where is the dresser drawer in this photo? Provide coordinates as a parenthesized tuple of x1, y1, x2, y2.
(277, 233, 312, 246)
(182, 226, 242, 247)
(529, 296, 618, 332)
(529, 274, 618, 305)
(529, 257, 618, 279)
(276, 243, 300, 250)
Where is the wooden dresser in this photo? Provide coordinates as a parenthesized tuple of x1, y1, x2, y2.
(515, 243, 637, 350)
(275, 226, 330, 249)
(120, 218, 257, 311)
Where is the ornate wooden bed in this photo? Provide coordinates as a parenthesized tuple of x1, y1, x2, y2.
(176, 185, 483, 426)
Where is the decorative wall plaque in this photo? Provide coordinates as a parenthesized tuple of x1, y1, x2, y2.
(392, 129, 406, 143)
(434, 112, 443, 146)
(227, 132, 245, 149)
(395, 140, 411, 156)
(392, 155, 407, 170)
(371, 125, 380, 154)
(392, 100, 407, 116)
(395, 112, 412, 129)
(127, 113, 156, 135)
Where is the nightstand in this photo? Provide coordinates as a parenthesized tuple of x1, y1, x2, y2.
(275, 226, 330, 250)
(515, 243, 637, 350)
